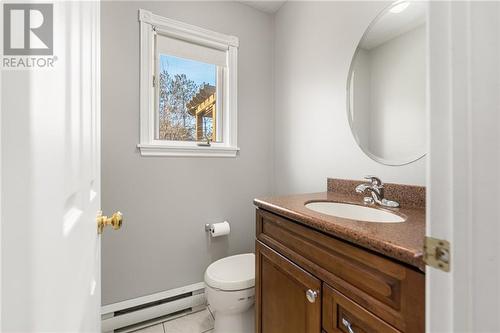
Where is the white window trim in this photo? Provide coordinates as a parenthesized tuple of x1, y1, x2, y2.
(137, 9, 239, 157)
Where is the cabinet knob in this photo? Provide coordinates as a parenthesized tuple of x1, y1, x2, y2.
(342, 318, 356, 333)
(305, 289, 318, 303)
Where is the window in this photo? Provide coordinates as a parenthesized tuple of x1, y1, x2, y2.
(158, 55, 217, 142)
(138, 9, 239, 157)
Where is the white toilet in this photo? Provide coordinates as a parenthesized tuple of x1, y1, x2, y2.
(204, 253, 255, 333)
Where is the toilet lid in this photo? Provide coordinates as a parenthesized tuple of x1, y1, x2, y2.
(205, 253, 255, 291)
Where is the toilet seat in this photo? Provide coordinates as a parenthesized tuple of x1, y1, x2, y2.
(205, 253, 255, 291)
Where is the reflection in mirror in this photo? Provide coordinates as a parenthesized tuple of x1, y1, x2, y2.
(348, 1, 427, 165)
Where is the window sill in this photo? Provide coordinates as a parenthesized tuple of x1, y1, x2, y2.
(137, 143, 240, 157)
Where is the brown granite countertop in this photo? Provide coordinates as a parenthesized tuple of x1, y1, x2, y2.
(254, 179, 426, 271)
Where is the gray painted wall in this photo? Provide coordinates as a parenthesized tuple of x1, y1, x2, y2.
(102, 0, 427, 306)
(273, 1, 426, 195)
(101, 1, 274, 305)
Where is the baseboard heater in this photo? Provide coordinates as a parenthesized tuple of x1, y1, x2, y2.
(101, 282, 206, 332)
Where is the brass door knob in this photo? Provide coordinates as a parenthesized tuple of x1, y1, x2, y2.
(97, 211, 123, 234)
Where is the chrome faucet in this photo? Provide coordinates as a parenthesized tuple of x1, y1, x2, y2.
(355, 176, 400, 208)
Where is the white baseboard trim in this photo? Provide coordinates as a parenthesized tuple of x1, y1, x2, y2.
(101, 282, 206, 332)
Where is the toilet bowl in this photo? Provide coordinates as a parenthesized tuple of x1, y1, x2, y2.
(204, 253, 255, 333)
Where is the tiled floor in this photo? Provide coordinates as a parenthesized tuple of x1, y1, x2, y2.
(132, 308, 214, 333)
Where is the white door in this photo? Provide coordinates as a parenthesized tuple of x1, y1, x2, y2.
(1, 2, 104, 332)
(427, 1, 500, 332)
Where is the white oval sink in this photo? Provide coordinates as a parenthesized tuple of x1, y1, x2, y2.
(305, 201, 405, 223)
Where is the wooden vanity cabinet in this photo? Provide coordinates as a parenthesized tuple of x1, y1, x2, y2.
(322, 284, 400, 333)
(255, 242, 321, 333)
(255, 208, 425, 333)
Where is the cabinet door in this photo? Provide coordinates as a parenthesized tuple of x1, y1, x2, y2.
(322, 284, 401, 333)
(256, 241, 321, 333)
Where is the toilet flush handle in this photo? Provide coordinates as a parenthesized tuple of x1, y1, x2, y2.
(306, 289, 319, 303)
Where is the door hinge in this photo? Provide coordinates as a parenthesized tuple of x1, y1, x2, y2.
(424, 236, 450, 272)
(152, 75, 156, 87)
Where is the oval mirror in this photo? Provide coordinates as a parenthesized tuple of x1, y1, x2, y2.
(347, 1, 427, 165)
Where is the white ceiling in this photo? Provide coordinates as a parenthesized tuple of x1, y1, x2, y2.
(241, 1, 287, 14)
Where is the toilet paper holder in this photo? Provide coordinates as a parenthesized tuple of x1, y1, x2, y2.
(205, 222, 230, 237)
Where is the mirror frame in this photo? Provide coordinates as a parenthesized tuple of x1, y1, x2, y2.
(346, 0, 427, 166)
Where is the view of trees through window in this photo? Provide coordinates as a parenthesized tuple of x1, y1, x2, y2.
(158, 54, 217, 141)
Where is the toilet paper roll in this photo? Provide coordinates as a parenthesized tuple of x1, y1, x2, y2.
(211, 221, 230, 237)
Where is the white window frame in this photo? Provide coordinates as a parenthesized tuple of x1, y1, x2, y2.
(137, 9, 239, 157)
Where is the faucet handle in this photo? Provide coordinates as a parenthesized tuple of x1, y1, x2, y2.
(364, 175, 383, 186)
